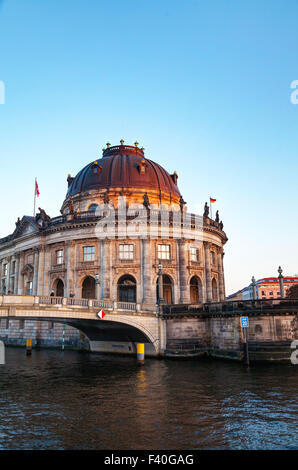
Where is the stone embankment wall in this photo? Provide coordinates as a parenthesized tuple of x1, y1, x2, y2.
(165, 314, 298, 362)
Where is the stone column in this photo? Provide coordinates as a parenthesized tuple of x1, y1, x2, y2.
(14, 254, 20, 294)
(100, 239, 110, 300)
(17, 252, 25, 295)
(217, 247, 226, 301)
(43, 245, 52, 295)
(65, 241, 75, 297)
(33, 249, 39, 295)
(204, 242, 212, 302)
(178, 239, 190, 304)
(142, 239, 154, 306)
(5, 257, 11, 294)
(37, 244, 45, 295)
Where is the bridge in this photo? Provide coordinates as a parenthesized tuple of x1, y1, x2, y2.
(0, 294, 165, 356)
(0, 295, 297, 361)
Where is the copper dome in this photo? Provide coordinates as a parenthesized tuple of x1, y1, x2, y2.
(66, 144, 181, 199)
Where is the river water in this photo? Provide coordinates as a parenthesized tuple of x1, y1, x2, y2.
(0, 348, 297, 450)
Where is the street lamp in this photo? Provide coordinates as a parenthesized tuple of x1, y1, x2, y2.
(278, 266, 284, 298)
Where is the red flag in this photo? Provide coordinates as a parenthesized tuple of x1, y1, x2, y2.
(35, 180, 40, 197)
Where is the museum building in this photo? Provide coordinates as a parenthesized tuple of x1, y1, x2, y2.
(0, 142, 227, 348)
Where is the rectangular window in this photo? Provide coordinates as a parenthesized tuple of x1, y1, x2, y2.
(19, 320, 24, 329)
(83, 246, 95, 261)
(211, 251, 216, 265)
(190, 247, 199, 262)
(56, 250, 64, 265)
(158, 244, 171, 260)
(119, 244, 134, 260)
(11, 261, 16, 274)
(27, 281, 33, 295)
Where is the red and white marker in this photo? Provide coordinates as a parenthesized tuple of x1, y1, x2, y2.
(97, 309, 106, 319)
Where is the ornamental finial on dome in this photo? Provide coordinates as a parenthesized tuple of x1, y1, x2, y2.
(106, 142, 111, 148)
(120, 139, 125, 145)
(134, 141, 139, 147)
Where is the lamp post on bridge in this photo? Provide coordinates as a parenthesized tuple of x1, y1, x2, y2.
(251, 276, 257, 300)
(278, 266, 285, 299)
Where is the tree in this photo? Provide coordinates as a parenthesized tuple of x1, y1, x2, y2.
(286, 284, 298, 298)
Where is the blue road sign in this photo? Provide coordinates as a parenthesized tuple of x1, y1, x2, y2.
(240, 316, 249, 328)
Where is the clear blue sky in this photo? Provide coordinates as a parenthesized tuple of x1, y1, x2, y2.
(0, 0, 298, 295)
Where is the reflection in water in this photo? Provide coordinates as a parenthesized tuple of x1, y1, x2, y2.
(0, 348, 297, 450)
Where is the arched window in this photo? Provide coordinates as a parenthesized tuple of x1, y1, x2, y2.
(156, 274, 173, 304)
(88, 204, 99, 212)
(54, 279, 64, 297)
(190, 276, 202, 303)
(118, 275, 136, 303)
(82, 276, 96, 299)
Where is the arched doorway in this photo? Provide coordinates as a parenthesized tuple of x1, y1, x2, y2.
(212, 278, 218, 302)
(54, 278, 64, 297)
(82, 276, 96, 299)
(118, 275, 136, 303)
(190, 276, 202, 303)
(156, 274, 173, 304)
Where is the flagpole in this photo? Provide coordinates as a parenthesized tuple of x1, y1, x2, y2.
(210, 197, 213, 220)
(34, 177, 37, 217)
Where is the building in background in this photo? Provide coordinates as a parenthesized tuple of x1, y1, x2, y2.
(227, 276, 298, 301)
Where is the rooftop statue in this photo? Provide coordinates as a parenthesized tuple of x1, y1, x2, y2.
(69, 197, 75, 214)
(203, 202, 209, 218)
(143, 192, 150, 208)
(103, 190, 110, 204)
(36, 208, 51, 227)
(179, 196, 186, 210)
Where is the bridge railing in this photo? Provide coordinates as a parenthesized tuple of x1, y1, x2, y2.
(117, 301, 137, 311)
(39, 296, 64, 305)
(161, 298, 298, 315)
(0, 294, 138, 312)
